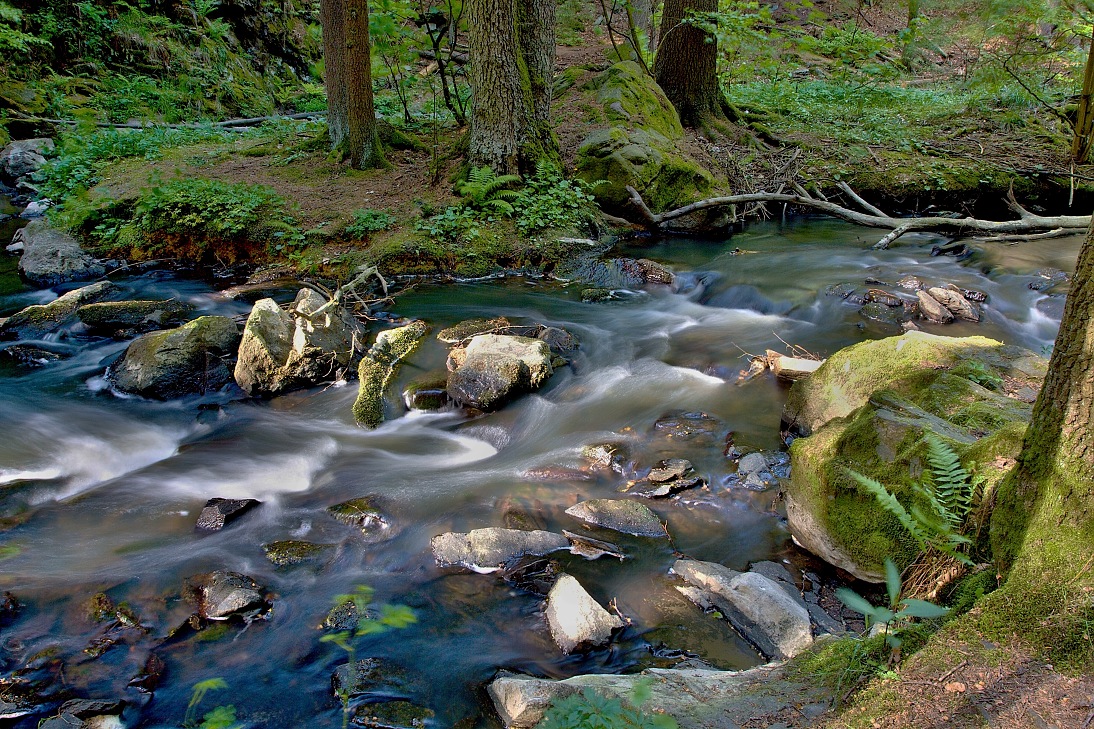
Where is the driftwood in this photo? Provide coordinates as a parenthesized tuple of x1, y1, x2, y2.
(625, 184, 1091, 248)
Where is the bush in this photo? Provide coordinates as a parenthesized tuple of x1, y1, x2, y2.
(514, 161, 599, 234)
(345, 208, 395, 238)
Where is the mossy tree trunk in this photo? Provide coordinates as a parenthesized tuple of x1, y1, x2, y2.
(1072, 31, 1094, 164)
(987, 214, 1094, 664)
(321, 0, 384, 169)
(468, 0, 557, 174)
(653, 0, 722, 128)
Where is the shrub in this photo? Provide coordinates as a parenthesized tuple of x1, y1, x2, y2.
(345, 208, 395, 238)
(514, 160, 599, 234)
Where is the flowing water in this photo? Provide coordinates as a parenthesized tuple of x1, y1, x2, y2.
(0, 212, 1080, 728)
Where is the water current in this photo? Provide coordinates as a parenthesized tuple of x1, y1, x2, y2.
(0, 211, 1081, 728)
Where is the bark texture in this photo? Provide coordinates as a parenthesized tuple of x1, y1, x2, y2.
(321, 0, 383, 169)
(468, 0, 556, 174)
(653, 0, 721, 127)
(1072, 31, 1094, 163)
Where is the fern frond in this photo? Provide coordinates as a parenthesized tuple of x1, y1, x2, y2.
(847, 469, 934, 548)
(922, 433, 974, 524)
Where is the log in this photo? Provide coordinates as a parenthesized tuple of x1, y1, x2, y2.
(766, 350, 824, 381)
(624, 185, 1091, 248)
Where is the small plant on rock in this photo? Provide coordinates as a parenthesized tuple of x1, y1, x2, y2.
(537, 680, 678, 729)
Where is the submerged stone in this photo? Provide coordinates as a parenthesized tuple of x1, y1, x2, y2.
(351, 700, 434, 728)
(437, 317, 511, 344)
(263, 540, 335, 566)
(431, 527, 570, 572)
(186, 570, 269, 620)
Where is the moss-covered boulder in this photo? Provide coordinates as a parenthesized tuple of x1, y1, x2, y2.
(0, 281, 116, 340)
(13, 220, 105, 287)
(446, 334, 555, 411)
(110, 316, 241, 399)
(77, 299, 194, 334)
(575, 61, 717, 213)
(353, 320, 429, 427)
(785, 332, 1046, 582)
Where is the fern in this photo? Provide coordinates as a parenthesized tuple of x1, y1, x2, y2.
(457, 165, 522, 215)
(847, 470, 935, 546)
(922, 433, 980, 525)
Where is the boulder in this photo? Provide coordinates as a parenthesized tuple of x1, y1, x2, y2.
(1, 343, 72, 367)
(235, 289, 361, 397)
(488, 663, 830, 729)
(437, 317, 512, 344)
(544, 574, 623, 653)
(110, 316, 241, 399)
(0, 138, 53, 182)
(12, 220, 104, 287)
(195, 498, 260, 531)
(927, 286, 980, 322)
(39, 699, 126, 729)
(784, 333, 1047, 581)
(402, 375, 450, 411)
(431, 527, 570, 572)
(565, 499, 668, 538)
(186, 571, 269, 620)
(575, 62, 716, 213)
(353, 320, 429, 427)
(77, 299, 194, 335)
(736, 452, 767, 475)
(0, 281, 115, 340)
(446, 334, 554, 410)
(671, 559, 813, 660)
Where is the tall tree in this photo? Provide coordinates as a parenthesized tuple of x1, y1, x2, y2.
(988, 214, 1094, 660)
(321, 0, 384, 169)
(653, 0, 722, 127)
(467, 0, 556, 174)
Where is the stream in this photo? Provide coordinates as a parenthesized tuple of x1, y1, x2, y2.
(0, 212, 1080, 728)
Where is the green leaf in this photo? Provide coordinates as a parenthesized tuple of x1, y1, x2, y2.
(835, 587, 875, 617)
(377, 603, 417, 630)
(884, 558, 901, 608)
(896, 599, 951, 620)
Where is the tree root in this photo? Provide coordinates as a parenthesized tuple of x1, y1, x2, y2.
(625, 184, 1091, 248)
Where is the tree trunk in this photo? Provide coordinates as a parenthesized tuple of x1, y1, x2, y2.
(1072, 31, 1094, 164)
(653, 0, 722, 127)
(987, 214, 1094, 662)
(467, 0, 557, 174)
(519, 0, 556, 127)
(321, 0, 383, 169)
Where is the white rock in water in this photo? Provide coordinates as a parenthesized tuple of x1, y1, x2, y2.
(544, 574, 622, 653)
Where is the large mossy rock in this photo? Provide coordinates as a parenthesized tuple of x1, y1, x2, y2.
(0, 281, 116, 340)
(446, 334, 555, 411)
(111, 316, 241, 399)
(575, 61, 716, 213)
(785, 332, 1047, 582)
(353, 320, 429, 427)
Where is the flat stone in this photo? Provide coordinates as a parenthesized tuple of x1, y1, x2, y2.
(186, 571, 269, 620)
(195, 498, 260, 532)
(928, 286, 980, 322)
(916, 290, 955, 324)
(437, 317, 511, 344)
(737, 452, 767, 475)
(77, 299, 194, 334)
(562, 531, 627, 560)
(635, 475, 706, 498)
(263, 540, 335, 566)
(565, 499, 668, 538)
(672, 559, 813, 660)
(431, 527, 570, 572)
(545, 574, 623, 653)
(647, 458, 692, 483)
(0, 281, 116, 340)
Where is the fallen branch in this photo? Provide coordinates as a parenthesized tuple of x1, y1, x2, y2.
(624, 185, 1091, 248)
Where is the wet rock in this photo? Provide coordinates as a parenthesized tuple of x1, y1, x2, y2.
(859, 301, 906, 327)
(927, 286, 980, 322)
(825, 282, 857, 299)
(446, 334, 554, 411)
(1, 343, 71, 366)
(563, 531, 627, 561)
(634, 475, 706, 498)
(930, 241, 971, 259)
(581, 443, 627, 471)
(263, 540, 336, 566)
(128, 653, 165, 694)
(1, 138, 53, 181)
(521, 465, 595, 482)
(432, 528, 570, 572)
(402, 375, 450, 411)
(354, 320, 429, 427)
(915, 290, 954, 324)
(537, 326, 579, 353)
(647, 458, 692, 483)
(332, 658, 389, 697)
(672, 559, 813, 660)
(39, 699, 126, 729)
(195, 498, 260, 532)
(437, 317, 511, 344)
(1, 591, 20, 626)
(580, 287, 622, 303)
(651, 411, 722, 442)
(565, 499, 668, 538)
(322, 599, 368, 631)
(328, 497, 391, 539)
(11, 219, 104, 287)
(77, 300, 194, 335)
(946, 283, 987, 303)
(235, 289, 361, 397)
(864, 289, 902, 307)
(1029, 268, 1069, 292)
(736, 452, 766, 475)
(500, 556, 561, 595)
(186, 570, 269, 620)
(545, 574, 623, 653)
(895, 275, 923, 291)
(351, 700, 435, 728)
(111, 316, 240, 399)
(0, 281, 116, 340)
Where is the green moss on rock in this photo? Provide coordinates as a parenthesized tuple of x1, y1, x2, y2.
(352, 320, 428, 427)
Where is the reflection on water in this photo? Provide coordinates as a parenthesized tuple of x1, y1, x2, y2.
(0, 217, 1079, 727)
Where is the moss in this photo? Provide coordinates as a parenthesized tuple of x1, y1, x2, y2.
(352, 321, 429, 427)
(436, 317, 511, 344)
(262, 540, 335, 566)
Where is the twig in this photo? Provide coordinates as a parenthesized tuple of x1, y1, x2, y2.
(837, 180, 888, 217)
(937, 659, 968, 685)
